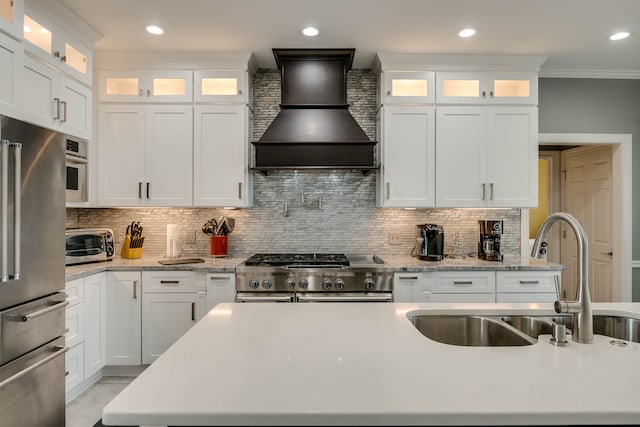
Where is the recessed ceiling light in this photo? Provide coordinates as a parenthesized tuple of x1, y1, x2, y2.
(302, 27, 319, 37)
(458, 27, 477, 38)
(146, 25, 164, 35)
(610, 31, 630, 41)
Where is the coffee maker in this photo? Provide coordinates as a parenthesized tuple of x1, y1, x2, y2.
(416, 224, 444, 261)
(478, 220, 504, 261)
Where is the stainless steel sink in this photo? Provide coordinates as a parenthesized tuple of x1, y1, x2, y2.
(409, 314, 640, 346)
(409, 315, 537, 346)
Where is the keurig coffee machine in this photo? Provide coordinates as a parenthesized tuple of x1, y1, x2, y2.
(416, 224, 444, 261)
(478, 220, 504, 261)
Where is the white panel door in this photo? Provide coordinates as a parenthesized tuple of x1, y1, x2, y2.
(146, 105, 193, 206)
(205, 273, 236, 311)
(487, 106, 538, 207)
(20, 55, 58, 129)
(193, 104, 249, 207)
(142, 293, 197, 364)
(97, 105, 146, 206)
(84, 273, 106, 378)
(106, 272, 141, 365)
(435, 106, 487, 207)
(380, 106, 435, 207)
(0, 32, 21, 116)
(561, 146, 613, 302)
(59, 76, 92, 139)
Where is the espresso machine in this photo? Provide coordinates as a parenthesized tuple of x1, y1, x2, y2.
(478, 220, 504, 261)
(416, 224, 444, 261)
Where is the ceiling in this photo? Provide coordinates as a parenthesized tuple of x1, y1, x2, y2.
(59, 0, 640, 77)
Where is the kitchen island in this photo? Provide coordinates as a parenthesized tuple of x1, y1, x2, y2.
(102, 302, 640, 426)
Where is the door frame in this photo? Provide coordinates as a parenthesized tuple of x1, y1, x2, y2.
(521, 133, 632, 301)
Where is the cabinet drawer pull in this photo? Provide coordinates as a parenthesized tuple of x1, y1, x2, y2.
(453, 280, 473, 285)
(209, 276, 229, 281)
(519, 280, 540, 284)
(160, 280, 180, 284)
(398, 276, 418, 280)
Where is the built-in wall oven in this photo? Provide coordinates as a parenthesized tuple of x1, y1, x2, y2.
(65, 137, 87, 203)
(236, 254, 393, 302)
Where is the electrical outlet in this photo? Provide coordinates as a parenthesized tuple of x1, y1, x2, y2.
(389, 232, 402, 245)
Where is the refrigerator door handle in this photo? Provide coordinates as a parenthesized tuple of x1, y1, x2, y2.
(0, 345, 67, 388)
(1, 139, 8, 282)
(10, 142, 21, 280)
(4, 300, 69, 322)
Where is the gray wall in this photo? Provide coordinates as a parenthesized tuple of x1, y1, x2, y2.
(538, 78, 640, 300)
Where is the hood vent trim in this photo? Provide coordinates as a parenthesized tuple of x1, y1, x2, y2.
(251, 48, 378, 175)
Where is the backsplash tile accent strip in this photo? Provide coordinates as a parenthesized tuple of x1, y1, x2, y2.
(71, 67, 522, 259)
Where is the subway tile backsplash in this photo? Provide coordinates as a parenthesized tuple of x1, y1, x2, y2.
(70, 68, 522, 259)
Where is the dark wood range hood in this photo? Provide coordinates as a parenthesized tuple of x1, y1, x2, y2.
(251, 48, 378, 175)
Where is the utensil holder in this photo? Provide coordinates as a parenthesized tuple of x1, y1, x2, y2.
(210, 236, 228, 257)
(121, 236, 143, 259)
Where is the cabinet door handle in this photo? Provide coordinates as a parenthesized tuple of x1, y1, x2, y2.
(453, 280, 473, 285)
(60, 101, 67, 123)
(519, 280, 540, 284)
(53, 98, 61, 120)
(133, 280, 138, 299)
(481, 183, 486, 200)
(160, 280, 180, 285)
(238, 182, 242, 199)
(489, 183, 494, 200)
(146, 182, 150, 199)
(138, 182, 143, 198)
(489, 90, 494, 97)
(398, 276, 418, 280)
(138, 89, 144, 96)
(386, 183, 390, 200)
(191, 302, 196, 321)
(147, 89, 151, 97)
(482, 91, 486, 98)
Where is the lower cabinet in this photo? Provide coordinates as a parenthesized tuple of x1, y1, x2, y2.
(105, 271, 142, 366)
(205, 273, 236, 313)
(394, 270, 561, 303)
(65, 272, 106, 401)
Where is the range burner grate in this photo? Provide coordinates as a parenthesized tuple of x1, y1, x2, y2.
(244, 253, 349, 267)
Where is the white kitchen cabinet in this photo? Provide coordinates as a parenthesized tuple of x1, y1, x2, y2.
(193, 104, 253, 207)
(432, 271, 496, 294)
(436, 71, 537, 105)
(496, 270, 559, 303)
(23, 5, 92, 86)
(0, 31, 22, 117)
(20, 55, 92, 139)
(194, 69, 250, 105)
(141, 271, 198, 364)
(106, 271, 141, 366)
(65, 342, 84, 392)
(0, 0, 23, 39)
(379, 71, 435, 105)
(98, 69, 193, 103)
(394, 271, 495, 302)
(205, 273, 236, 312)
(83, 273, 106, 379)
(393, 273, 429, 302)
(377, 105, 435, 208)
(435, 106, 538, 208)
(97, 103, 193, 207)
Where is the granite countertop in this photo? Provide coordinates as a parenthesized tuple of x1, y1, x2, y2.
(65, 254, 563, 280)
(102, 302, 640, 426)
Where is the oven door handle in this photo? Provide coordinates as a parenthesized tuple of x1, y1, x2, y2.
(65, 154, 88, 164)
(236, 294, 295, 302)
(296, 293, 393, 302)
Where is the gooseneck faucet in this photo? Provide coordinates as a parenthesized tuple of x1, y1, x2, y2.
(531, 212, 593, 344)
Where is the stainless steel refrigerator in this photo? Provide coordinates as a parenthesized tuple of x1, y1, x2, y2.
(0, 116, 66, 427)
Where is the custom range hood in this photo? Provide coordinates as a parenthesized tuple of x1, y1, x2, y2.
(252, 48, 378, 174)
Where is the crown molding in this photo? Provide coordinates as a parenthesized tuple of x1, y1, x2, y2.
(539, 68, 640, 79)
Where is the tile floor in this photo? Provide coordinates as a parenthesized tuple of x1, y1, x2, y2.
(66, 376, 134, 427)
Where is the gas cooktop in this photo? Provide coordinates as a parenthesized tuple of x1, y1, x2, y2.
(244, 253, 350, 267)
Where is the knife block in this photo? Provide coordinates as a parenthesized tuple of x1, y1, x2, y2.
(121, 236, 143, 259)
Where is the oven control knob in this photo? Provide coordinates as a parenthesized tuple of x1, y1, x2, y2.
(285, 278, 296, 290)
(262, 279, 272, 289)
(364, 277, 376, 290)
(249, 279, 259, 289)
(335, 278, 345, 289)
(322, 278, 332, 290)
(298, 278, 309, 289)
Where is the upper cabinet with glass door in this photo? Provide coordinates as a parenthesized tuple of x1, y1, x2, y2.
(23, 7, 92, 85)
(0, 0, 24, 39)
(380, 71, 435, 105)
(436, 71, 538, 105)
(194, 70, 250, 104)
(98, 70, 193, 103)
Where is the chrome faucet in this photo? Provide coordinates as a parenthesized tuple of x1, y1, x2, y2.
(531, 212, 593, 344)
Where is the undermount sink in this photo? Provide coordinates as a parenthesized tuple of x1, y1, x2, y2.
(409, 315, 537, 346)
(409, 314, 640, 346)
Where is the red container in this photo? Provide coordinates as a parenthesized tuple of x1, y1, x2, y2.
(210, 236, 228, 257)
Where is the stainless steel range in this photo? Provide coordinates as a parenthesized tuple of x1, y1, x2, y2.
(236, 253, 393, 302)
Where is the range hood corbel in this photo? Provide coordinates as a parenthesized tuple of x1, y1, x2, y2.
(251, 48, 378, 174)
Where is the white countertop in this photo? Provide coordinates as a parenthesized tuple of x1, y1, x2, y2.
(102, 302, 640, 426)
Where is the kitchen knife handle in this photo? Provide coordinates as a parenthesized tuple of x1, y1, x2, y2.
(146, 182, 150, 199)
(138, 182, 142, 198)
(1, 140, 8, 282)
(133, 280, 138, 299)
(10, 143, 21, 280)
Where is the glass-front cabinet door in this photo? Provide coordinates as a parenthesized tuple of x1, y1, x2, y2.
(194, 70, 248, 103)
(381, 71, 435, 105)
(0, 0, 23, 39)
(436, 71, 537, 105)
(98, 70, 193, 103)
